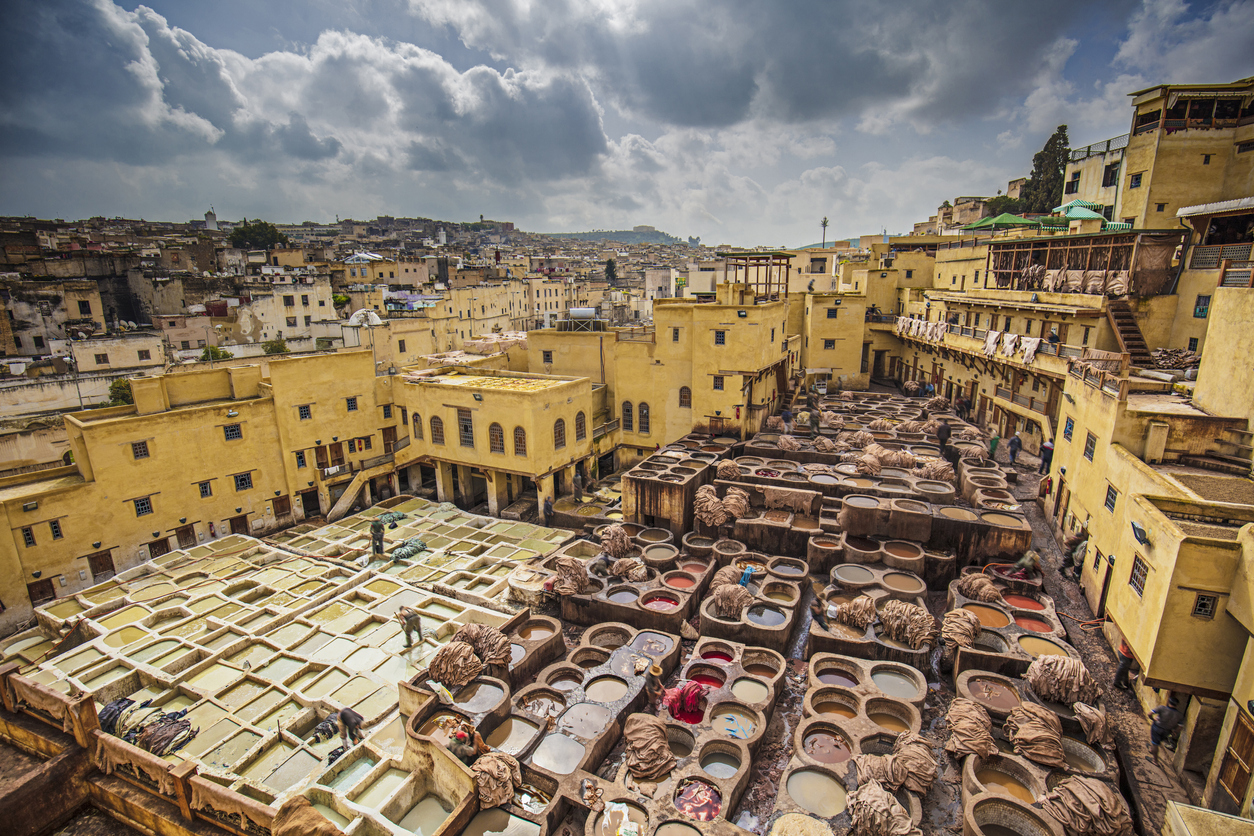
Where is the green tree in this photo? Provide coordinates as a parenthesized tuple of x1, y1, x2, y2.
(262, 338, 289, 355)
(1019, 125, 1070, 214)
(332, 293, 350, 308)
(604, 258, 618, 284)
(200, 345, 234, 361)
(107, 378, 133, 405)
(985, 195, 1025, 216)
(228, 219, 290, 250)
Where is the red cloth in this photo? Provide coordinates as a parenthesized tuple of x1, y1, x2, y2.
(664, 682, 708, 723)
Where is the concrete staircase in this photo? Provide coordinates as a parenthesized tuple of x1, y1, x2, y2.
(1105, 299, 1153, 367)
(1180, 427, 1254, 476)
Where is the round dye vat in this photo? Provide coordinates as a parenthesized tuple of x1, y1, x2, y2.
(983, 512, 1024, 527)
(455, 682, 505, 713)
(595, 802, 647, 836)
(745, 606, 787, 627)
(968, 678, 1021, 711)
(711, 708, 756, 738)
(977, 769, 1035, 804)
(548, 674, 583, 691)
(811, 474, 839, 485)
(641, 593, 680, 612)
(418, 713, 463, 746)
(844, 496, 879, 509)
(655, 824, 701, 836)
(1014, 615, 1053, 633)
(509, 644, 525, 666)
(815, 702, 857, 720)
(772, 562, 806, 577)
(608, 589, 640, 605)
(665, 574, 696, 590)
(764, 589, 795, 603)
(1018, 636, 1067, 658)
(869, 713, 910, 734)
(786, 770, 847, 817)
(690, 670, 726, 689)
(1002, 593, 1044, 611)
(518, 624, 554, 640)
(882, 572, 925, 595)
(584, 677, 628, 703)
(730, 678, 769, 703)
(963, 603, 1011, 628)
(816, 670, 858, 687)
(883, 542, 923, 559)
(674, 779, 722, 821)
(702, 650, 734, 664)
(531, 734, 585, 775)
(681, 562, 707, 574)
(803, 731, 852, 764)
(559, 703, 614, 738)
(744, 663, 777, 678)
(1063, 738, 1102, 772)
(844, 536, 880, 552)
(939, 507, 978, 520)
(871, 671, 920, 699)
(700, 751, 740, 779)
(832, 565, 874, 584)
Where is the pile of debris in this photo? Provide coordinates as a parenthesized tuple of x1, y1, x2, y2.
(1151, 347, 1200, 369)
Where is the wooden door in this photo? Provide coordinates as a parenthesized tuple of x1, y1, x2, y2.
(383, 426, 397, 454)
(315, 446, 329, 469)
(175, 525, 196, 549)
(27, 578, 55, 605)
(148, 537, 171, 558)
(86, 551, 115, 580)
(329, 443, 345, 467)
(229, 515, 249, 535)
(300, 490, 321, 516)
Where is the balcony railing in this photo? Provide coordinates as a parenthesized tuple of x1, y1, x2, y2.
(593, 419, 619, 440)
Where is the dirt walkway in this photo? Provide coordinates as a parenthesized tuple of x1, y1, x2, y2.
(1004, 450, 1193, 835)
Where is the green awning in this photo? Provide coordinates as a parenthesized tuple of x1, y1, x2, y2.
(1053, 199, 1105, 213)
(1061, 206, 1107, 220)
(960, 213, 1040, 230)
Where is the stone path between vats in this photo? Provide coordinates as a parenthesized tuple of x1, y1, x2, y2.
(1003, 449, 1193, 836)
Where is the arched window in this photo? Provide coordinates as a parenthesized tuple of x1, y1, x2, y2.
(413, 413, 423, 440)
(514, 427, 527, 456)
(678, 387, 691, 408)
(430, 416, 445, 445)
(575, 411, 586, 441)
(622, 401, 633, 432)
(638, 403, 650, 434)
(489, 423, 505, 453)
(554, 419, 566, 449)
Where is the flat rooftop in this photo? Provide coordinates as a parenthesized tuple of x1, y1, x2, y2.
(415, 372, 568, 392)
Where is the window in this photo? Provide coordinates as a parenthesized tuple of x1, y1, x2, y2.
(21, 527, 35, 547)
(771, 327, 775, 342)
(1129, 555, 1149, 596)
(905, 270, 913, 279)
(298, 404, 312, 420)
(1064, 171, 1080, 194)
(348, 438, 357, 453)
(78, 300, 92, 316)
(823, 339, 836, 350)
(413, 414, 423, 440)
(33, 336, 44, 348)
(346, 396, 358, 412)
(233, 473, 253, 491)
(489, 423, 505, 453)
(180, 340, 191, 350)
(1083, 432, 1096, 461)
(224, 423, 242, 441)
(622, 402, 633, 432)
(542, 350, 553, 364)
(1202, 154, 1211, 165)
(1194, 594, 1218, 619)
(1102, 162, 1120, 187)
(1063, 417, 1074, 441)
(672, 327, 680, 342)
(199, 480, 212, 498)
(132, 441, 150, 459)
(1104, 485, 1119, 512)
(1129, 172, 1143, 188)
(398, 339, 406, 353)
(286, 317, 297, 327)
(575, 411, 586, 441)
(1092, 547, 1104, 570)
(1219, 712, 1254, 806)
(826, 308, 838, 319)
(457, 408, 474, 448)
(273, 496, 291, 517)
(134, 497, 153, 516)
(1194, 294, 1211, 318)
(554, 419, 566, 449)
(1239, 141, 1254, 154)
(301, 295, 309, 306)
(49, 520, 62, 540)
(361, 435, 371, 450)
(638, 403, 650, 434)
(713, 375, 724, 391)
(383, 404, 392, 419)
(283, 295, 295, 306)
(431, 416, 445, 445)
(1156, 203, 1166, 212)
(714, 330, 726, 345)
(295, 451, 307, 469)
(138, 349, 151, 361)
(95, 353, 109, 365)
(304, 315, 311, 326)
(1188, 337, 1199, 352)
(679, 387, 691, 408)
(1082, 326, 1091, 345)
(514, 427, 527, 456)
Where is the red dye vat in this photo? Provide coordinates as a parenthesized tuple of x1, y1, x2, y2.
(702, 651, 734, 664)
(1014, 615, 1052, 633)
(675, 779, 722, 821)
(666, 576, 695, 589)
(681, 563, 707, 574)
(692, 674, 723, 688)
(642, 594, 679, 611)
(1003, 593, 1044, 611)
(670, 703, 705, 724)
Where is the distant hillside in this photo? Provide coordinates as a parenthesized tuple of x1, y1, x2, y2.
(545, 228, 686, 245)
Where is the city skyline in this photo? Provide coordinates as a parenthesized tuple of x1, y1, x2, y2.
(2, 0, 1252, 245)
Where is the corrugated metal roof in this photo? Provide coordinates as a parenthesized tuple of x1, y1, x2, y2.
(1176, 197, 1254, 218)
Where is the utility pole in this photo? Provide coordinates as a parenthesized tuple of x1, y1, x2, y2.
(821, 217, 829, 249)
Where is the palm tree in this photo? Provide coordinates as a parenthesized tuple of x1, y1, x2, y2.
(821, 217, 829, 248)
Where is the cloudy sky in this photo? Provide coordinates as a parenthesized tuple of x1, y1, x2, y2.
(2, 0, 1252, 246)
